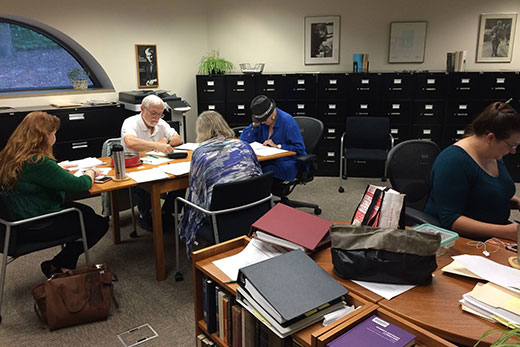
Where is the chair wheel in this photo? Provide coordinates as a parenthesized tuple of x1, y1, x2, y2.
(129, 230, 139, 238)
(381, 177, 387, 182)
(0, 314, 2, 323)
(338, 187, 344, 193)
(314, 208, 322, 215)
(175, 272, 184, 282)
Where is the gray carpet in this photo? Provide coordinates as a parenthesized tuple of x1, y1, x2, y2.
(2, 176, 516, 346)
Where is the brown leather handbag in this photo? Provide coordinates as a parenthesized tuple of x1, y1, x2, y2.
(32, 264, 118, 330)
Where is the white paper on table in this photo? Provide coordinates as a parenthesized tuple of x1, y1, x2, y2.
(126, 168, 170, 183)
(248, 141, 288, 156)
(141, 156, 172, 165)
(158, 161, 190, 176)
(60, 157, 105, 170)
(212, 238, 287, 281)
(73, 167, 110, 178)
(145, 150, 168, 157)
(452, 255, 520, 292)
(352, 280, 416, 300)
(176, 143, 200, 151)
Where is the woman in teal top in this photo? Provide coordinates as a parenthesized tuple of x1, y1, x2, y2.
(425, 102, 520, 241)
(0, 112, 108, 278)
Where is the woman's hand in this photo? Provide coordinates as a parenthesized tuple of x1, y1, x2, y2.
(263, 139, 277, 148)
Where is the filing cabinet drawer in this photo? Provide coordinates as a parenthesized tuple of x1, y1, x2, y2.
(226, 102, 250, 124)
(196, 75, 226, 101)
(380, 100, 412, 124)
(381, 73, 414, 99)
(346, 159, 385, 178)
(225, 75, 255, 101)
(198, 102, 226, 116)
(443, 125, 468, 148)
(445, 100, 484, 125)
(317, 101, 347, 123)
(285, 73, 317, 100)
(280, 100, 317, 117)
(447, 72, 483, 99)
(348, 100, 381, 116)
(389, 125, 412, 145)
(317, 147, 340, 176)
(322, 123, 344, 145)
(349, 74, 382, 98)
(254, 74, 287, 100)
(317, 73, 348, 99)
(0, 111, 24, 149)
(412, 101, 444, 125)
(481, 72, 518, 99)
(504, 154, 520, 182)
(54, 137, 106, 161)
(411, 125, 442, 146)
(414, 73, 446, 99)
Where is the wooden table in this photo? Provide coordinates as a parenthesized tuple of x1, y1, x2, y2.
(89, 149, 295, 281)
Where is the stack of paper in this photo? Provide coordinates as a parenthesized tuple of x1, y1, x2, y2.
(60, 157, 105, 170)
(176, 142, 200, 151)
(158, 161, 191, 176)
(127, 168, 170, 183)
(248, 141, 288, 156)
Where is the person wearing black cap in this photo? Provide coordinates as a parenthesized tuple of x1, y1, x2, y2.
(240, 95, 306, 187)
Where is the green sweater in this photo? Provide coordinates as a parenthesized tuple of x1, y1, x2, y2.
(7, 157, 93, 219)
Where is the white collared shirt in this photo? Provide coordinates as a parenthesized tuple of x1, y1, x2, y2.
(121, 113, 178, 153)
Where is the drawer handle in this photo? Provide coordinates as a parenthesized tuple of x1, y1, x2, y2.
(422, 113, 434, 116)
(204, 89, 215, 93)
(69, 113, 85, 121)
(265, 88, 275, 92)
(72, 142, 88, 149)
(233, 88, 245, 92)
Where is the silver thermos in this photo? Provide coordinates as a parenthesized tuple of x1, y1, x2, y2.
(112, 144, 126, 181)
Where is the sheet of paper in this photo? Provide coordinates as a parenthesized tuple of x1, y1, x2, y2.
(352, 280, 416, 300)
(471, 282, 520, 316)
(453, 255, 520, 291)
(158, 162, 190, 176)
(126, 168, 170, 183)
(212, 238, 287, 281)
(73, 167, 110, 177)
(60, 157, 105, 170)
(141, 156, 172, 165)
(442, 260, 483, 280)
(145, 150, 168, 157)
(176, 143, 200, 151)
(248, 141, 288, 156)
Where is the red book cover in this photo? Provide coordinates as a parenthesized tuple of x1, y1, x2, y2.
(250, 203, 332, 252)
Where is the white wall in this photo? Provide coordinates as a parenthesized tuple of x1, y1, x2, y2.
(1, 0, 520, 141)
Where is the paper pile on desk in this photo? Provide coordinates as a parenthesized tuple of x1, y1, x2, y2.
(249, 141, 288, 156)
(60, 157, 105, 170)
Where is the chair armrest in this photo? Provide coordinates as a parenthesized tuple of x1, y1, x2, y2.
(405, 207, 440, 227)
(0, 207, 84, 228)
(174, 195, 273, 217)
(295, 154, 317, 164)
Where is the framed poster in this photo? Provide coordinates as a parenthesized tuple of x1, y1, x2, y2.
(476, 13, 517, 62)
(304, 16, 340, 65)
(388, 21, 427, 63)
(135, 44, 159, 88)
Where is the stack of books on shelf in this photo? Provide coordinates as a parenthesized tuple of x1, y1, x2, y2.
(446, 50, 467, 72)
(326, 314, 416, 347)
(460, 282, 520, 329)
(236, 249, 349, 338)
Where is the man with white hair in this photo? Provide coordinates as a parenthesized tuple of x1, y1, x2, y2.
(121, 94, 184, 231)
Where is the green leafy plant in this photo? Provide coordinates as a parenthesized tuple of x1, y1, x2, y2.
(198, 50, 233, 75)
(67, 68, 90, 81)
(474, 327, 520, 346)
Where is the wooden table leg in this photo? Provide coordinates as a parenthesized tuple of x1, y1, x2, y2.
(151, 184, 166, 281)
(109, 191, 121, 244)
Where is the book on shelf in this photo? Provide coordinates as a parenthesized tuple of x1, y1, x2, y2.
(241, 307, 255, 346)
(223, 294, 230, 342)
(326, 314, 416, 347)
(231, 305, 242, 347)
(250, 203, 332, 253)
(205, 279, 217, 333)
(216, 286, 222, 337)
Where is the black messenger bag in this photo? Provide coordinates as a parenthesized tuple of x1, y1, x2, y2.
(330, 224, 441, 285)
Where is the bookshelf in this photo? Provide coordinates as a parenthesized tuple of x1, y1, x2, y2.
(192, 236, 376, 347)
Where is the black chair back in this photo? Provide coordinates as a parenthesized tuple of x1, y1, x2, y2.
(294, 116, 324, 154)
(231, 126, 247, 138)
(386, 139, 440, 210)
(345, 116, 390, 150)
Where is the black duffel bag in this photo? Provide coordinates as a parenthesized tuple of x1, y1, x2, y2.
(330, 224, 441, 285)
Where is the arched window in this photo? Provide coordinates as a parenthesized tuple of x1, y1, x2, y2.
(0, 15, 112, 93)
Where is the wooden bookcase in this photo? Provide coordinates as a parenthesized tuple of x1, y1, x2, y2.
(192, 236, 376, 347)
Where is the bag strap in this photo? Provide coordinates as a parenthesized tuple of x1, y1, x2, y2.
(33, 301, 47, 327)
(362, 188, 383, 226)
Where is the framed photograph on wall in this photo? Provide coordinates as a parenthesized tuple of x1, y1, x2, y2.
(476, 13, 517, 63)
(304, 16, 340, 65)
(136, 44, 159, 88)
(388, 21, 427, 63)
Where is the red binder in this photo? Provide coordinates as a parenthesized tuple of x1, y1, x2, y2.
(250, 203, 332, 252)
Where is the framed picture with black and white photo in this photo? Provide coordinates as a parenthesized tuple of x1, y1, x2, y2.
(477, 13, 517, 63)
(136, 44, 159, 88)
(304, 16, 340, 65)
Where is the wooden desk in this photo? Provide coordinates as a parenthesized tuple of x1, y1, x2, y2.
(89, 149, 295, 281)
(378, 237, 519, 346)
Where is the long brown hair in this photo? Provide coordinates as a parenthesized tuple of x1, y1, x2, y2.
(196, 111, 234, 142)
(0, 111, 60, 190)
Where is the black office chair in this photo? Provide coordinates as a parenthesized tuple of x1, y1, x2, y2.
(231, 125, 247, 138)
(275, 116, 324, 215)
(173, 171, 274, 281)
(101, 138, 138, 238)
(0, 193, 90, 323)
(338, 116, 394, 193)
(386, 139, 441, 226)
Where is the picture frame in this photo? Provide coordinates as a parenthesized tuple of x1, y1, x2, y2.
(388, 21, 427, 63)
(304, 16, 340, 65)
(476, 13, 517, 63)
(135, 44, 159, 88)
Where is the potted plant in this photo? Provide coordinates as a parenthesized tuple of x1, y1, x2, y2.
(67, 68, 90, 90)
(198, 50, 233, 75)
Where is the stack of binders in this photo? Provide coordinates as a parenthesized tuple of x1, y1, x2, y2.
(236, 249, 348, 338)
